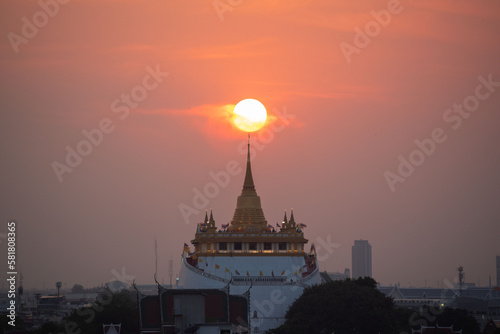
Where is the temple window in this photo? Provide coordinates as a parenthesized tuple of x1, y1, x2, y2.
(263, 242, 272, 252)
(278, 242, 287, 251)
(219, 242, 227, 251)
(234, 242, 243, 251)
(249, 242, 258, 252)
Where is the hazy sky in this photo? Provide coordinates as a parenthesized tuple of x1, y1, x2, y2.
(1, 0, 499, 291)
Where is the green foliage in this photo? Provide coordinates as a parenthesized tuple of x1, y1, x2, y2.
(32, 321, 62, 334)
(71, 284, 85, 294)
(0, 314, 25, 334)
(69, 284, 102, 294)
(271, 277, 481, 334)
(33, 288, 138, 334)
(410, 306, 480, 334)
(272, 278, 402, 334)
(393, 306, 414, 333)
(353, 276, 377, 289)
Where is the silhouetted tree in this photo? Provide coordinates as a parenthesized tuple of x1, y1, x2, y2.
(32, 321, 62, 334)
(271, 278, 408, 334)
(411, 306, 480, 334)
(483, 319, 500, 334)
(34, 288, 137, 334)
(353, 276, 378, 289)
(0, 314, 25, 334)
(271, 278, 481, 334)
(71, 284, 85, 294)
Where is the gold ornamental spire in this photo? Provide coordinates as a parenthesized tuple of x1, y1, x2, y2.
(206, 209, 217, 232)
(243, 134, 256, 193)
(209, 209, 215, 224)
(228, 135, 268, 231)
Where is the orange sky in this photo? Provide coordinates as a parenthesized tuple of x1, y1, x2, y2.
(1, 0, 500, 290)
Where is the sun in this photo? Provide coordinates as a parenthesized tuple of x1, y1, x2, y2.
(233, 99, 267, 132)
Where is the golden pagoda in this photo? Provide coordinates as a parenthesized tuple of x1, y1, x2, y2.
(190, 140, 309, 258)
(178, 140, 320, 333)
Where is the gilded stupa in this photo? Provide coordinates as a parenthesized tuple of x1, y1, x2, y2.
(178, 140, 320, 333)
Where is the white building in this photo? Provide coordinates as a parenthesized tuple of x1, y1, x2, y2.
(178, 142, 320, 333)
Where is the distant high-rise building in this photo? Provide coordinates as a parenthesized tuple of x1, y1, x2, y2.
(496, 256, 500, 287)
(352, 240, 372, 279)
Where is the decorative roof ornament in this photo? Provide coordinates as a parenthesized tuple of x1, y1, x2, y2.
(289, 208, 297, 229)
(209, 209, 215, 224)
(205, 209, 217, 232)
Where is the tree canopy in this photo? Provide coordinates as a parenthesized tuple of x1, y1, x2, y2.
(33, 288, 137, 334)
(415, 306, 480, 334)
(272, 278, 481, 334)
(71, 284, 85, 294)
(272, 277, 407, 334)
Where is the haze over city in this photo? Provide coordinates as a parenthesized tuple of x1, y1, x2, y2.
(1, 0, 499, 291)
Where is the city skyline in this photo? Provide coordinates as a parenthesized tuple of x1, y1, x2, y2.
(1, 0, 500, 291)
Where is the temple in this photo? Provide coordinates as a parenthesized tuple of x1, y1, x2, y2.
(177, 139, 320, 333)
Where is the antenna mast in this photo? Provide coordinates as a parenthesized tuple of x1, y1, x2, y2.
(168, 257, 173, 287)
(458, 266, 465, 296)
(154, 237, 158, 278)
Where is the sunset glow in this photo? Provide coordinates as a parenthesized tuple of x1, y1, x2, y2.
(233, 98, 267, 132)
(1, 0, 499, 293)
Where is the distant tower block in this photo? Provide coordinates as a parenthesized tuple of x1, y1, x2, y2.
(352, 240, 372, 279)
(496, 256, 500, 287)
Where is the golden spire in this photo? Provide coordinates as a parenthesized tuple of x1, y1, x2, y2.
(289, 208, 296, 228)
(206, 209, 217, 232)
(209, 209, 215, 224)
(228, 134, 267, 231)
(243, 134, 256, 193)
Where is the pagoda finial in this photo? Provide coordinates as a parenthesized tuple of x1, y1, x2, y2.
(205, 209, 216, 231)
(204, 210, 209, 223)
(283, 210, 288, 224)
(290, 209, 295, 223)
(209, 209, 214, 223)
(243, 134, 255, 191)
